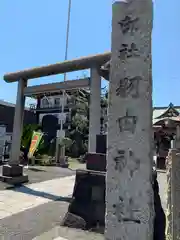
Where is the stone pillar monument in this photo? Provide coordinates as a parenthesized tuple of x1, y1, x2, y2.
(166, 129, 180, 239)
(166, 149, 172, 240)
(0, 79, 28, 184)
(106, 1, 154, 239)
(171, 152, 180, 240)
(88, 67, 101, 153)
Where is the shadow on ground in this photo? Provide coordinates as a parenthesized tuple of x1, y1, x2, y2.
(7, 185, 72, 202)
(27, 167, 47, 172)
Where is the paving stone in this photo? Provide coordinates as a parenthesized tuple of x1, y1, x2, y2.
(0, 168, 166, 239)
(0, 175, 75, 219)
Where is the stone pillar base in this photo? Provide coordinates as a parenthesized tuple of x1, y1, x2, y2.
(86, 153, 106, 172)
(56, 157, 69, 168)
(0, 164, 28, 185)
(62, 169, 105, 230)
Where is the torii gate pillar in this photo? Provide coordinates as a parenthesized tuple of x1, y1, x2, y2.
(1, 79, 28, 184)
(88, 67, 101, 153)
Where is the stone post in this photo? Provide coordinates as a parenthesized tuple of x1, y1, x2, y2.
(106, 1, 154, 239)
(0, 79, 28, 184)
(166, 127, 180, 240)
(88, 67, 101, 153)
(166, 143, 180, 239)
(171, 151, 180, 240)
(166, 149, 173, 240)
(167, 146, 180, 240)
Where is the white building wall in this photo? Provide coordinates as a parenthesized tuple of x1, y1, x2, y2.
(40, 95, 68, 109)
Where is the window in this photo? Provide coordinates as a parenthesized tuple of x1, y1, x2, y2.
(54, 98, 60, 107)
(41, 98, 49, 108)
(60, 96, 67, 106)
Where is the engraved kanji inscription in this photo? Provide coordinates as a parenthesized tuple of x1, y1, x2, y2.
(118, 16, 139, 34)
(129, 157, 140, 178)
(114, 149, 127, 172)
(113, 197, 140, 224)
(113, 149, 140, 176)
(118, 43, 140, 61)
(117, 110, 137, 134)
(116, 76, 141, 98)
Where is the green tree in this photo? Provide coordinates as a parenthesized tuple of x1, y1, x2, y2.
(66, 89, 89, 157)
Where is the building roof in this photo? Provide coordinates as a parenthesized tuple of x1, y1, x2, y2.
(0, 100, 36, 132)
(153, 103, 180, 125)
(0, 99, 30, 111)
(29, 87, 90, 99)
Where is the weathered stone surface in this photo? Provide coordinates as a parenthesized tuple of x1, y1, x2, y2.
(165, 147, 180, 240)
(0, 164, 28, 185)
(62, 212, 86, 230)
(0, 175, 28, 185)
(2, 164, 23, 177)
(66, 170, 105, 229)
(169, 148, 180, 240)
(88, 67, 101, 153)
(86, 153, 106, 172)
(166, 150, 172, 240)
(10, 79, 27, 165)
(106, 1, 154, 239)
(96, 134, 106, 154)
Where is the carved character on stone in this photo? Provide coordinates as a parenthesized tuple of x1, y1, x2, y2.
(129, 159, 140, 178)
(166, 152, 172, 239)
(128, 150, 140, 178)
(116, 76, 141, 98)
(113, 149, 140, 176)
(118, 16, 139, 34)
(116, 110, 137, 134)
(119, 43, 140, 61)
(113, 197, 140, 224)
(114, 149, 127, 172)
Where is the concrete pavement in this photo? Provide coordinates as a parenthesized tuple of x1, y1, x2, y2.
(0, 169, 166, 240)
(0, 167, 103, 240)
(33, 226, 103, 240)
(0, 175, 75, 220)
(157, 171, 166, 210)
(0, 166, 74, 190)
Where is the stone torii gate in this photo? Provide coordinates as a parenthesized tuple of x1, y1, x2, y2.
(1, 52, 110, 184)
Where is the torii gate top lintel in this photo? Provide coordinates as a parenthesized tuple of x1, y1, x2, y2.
(4, 52, 111, 83)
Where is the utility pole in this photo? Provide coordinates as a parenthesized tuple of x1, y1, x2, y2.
(56, 0, 72, 164)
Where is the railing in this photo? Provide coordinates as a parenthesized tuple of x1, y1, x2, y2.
(29, 101, 75, 111)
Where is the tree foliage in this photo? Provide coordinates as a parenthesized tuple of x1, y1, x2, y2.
(66, 89, 89, 157)
(21, 88, 108, 158)
(21, 124, 41, 149)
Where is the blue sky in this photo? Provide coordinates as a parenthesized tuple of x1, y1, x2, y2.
(0, 0, 179, 106)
